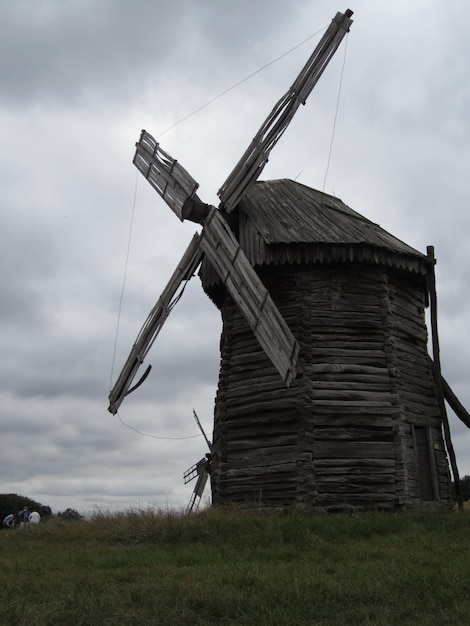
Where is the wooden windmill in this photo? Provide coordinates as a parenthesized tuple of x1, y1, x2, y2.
(109, 8, 469, 512)
(183, 410, 212, 514)
(202, 181, 470, 511)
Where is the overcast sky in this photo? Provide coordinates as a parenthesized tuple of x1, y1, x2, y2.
(2, 0, 470, 514)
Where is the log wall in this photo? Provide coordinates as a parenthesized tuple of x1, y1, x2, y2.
(210, 263, 452, 511)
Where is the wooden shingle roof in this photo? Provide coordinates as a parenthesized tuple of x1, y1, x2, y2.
(240, 179, 422, 254)
(201, 180, 429, 299)
(235, 179, 428, 275)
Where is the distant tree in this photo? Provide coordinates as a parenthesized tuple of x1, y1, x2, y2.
(0, 494, 52, 522)
(56, 508, 83, 522)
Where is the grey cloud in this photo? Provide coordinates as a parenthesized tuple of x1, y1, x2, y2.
(0, 1, 188, 107)
(0, 0, 304, 109)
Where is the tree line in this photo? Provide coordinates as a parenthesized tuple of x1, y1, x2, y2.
(0, 493, 82, 523)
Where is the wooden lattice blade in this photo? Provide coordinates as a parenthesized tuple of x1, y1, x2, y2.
(200, 208, 299, 386)
(186, 468, 210, 514)
(134, 130, 202, 221)
(218, 9, 353, 213)
(183, 458, 208, 483)
(193, 468, 209, 498)
(108, 234, 203, 414)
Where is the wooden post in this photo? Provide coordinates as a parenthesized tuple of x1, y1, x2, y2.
(426, 246, 463, 510)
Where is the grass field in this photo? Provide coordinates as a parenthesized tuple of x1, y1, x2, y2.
(1, 507, 469, 625)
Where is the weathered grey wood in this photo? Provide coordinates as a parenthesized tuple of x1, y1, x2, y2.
(427, 245, 463, 509)
(108, 234, 203, 414)
(315, 458, 396, 469)
(218, 10, 353, 212)
(209, 250, 454, 511)
(442, 375, 470, 428)
(200, 207, 299, 386)
(133, 130, 201, 221)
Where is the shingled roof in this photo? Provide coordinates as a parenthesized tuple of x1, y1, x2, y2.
(201, 179, 429, 299)
(239, 179, 419, 250)
(235, 179, 428, 272)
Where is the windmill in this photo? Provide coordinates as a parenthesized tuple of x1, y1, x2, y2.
(183, 410, 212, 514)
(108, 8, 470, 512)
(108, 8, 353, 505)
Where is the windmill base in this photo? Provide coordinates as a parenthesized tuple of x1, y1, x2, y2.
(209, 263, 453, 512)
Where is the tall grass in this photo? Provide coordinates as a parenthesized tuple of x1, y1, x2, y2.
(1, 507, 469, 625)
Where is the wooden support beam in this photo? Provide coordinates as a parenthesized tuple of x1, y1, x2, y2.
(442, 376, 470, 428)
(427, 246, 463, 510)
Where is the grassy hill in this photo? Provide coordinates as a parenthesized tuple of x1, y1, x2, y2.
(1, 507, 469, 625)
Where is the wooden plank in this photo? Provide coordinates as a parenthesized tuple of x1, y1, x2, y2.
(311, 417, 396, 429)
(315, 458, 395, 469)
(200, 207, 299, 386)
(313, 427, 394, 441)
(311, 380, 391, 392)
(225, 464, 297, 477)
(227, 446, 299, 461)
(309, 399, 394, 408)
(309, 363, 388, 375)
(310, 390, 395, 403)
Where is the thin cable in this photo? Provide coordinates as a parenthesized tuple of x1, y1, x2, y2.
(323, 32, 349, 193)
(157, 27, 326, 139)
(109, 169, 139, 393)
(117, 411, 202, 440)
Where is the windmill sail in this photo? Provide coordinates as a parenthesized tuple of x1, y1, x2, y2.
(184, 457, 210, 514)
(200, 207, 299, 386)
(108, 234, 203, 414)
(134, 130, 202, 221)
(218, 9, 353, 212)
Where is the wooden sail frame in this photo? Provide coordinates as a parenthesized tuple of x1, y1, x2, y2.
(133, 130, 201, 221)
(200, 208, 299, 386)
(108, 234, 203, 414)
(218, 10, 353, 212)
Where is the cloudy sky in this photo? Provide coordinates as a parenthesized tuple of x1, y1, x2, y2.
(2, 0, 470, 514)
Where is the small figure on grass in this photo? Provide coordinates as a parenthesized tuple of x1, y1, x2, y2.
(2, 513, 17, 529)
(29, 511, 41, 525)
(17, 506, 30, 529)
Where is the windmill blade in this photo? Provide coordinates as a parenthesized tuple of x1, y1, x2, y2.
(184, 458, 210, 514)
(183, 457, 209, 484)
(108, 233, 203, 414)
(218, 9, 353, 213)
(134, 130, 204, 221)
(200, 208, 299, 386)
(192, 409, 212, 451)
